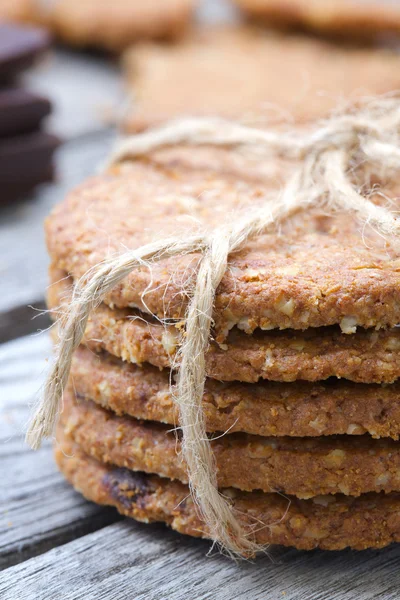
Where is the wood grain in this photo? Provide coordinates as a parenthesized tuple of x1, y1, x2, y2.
(0, 334, 119, 570)
(1, 520, 400, 600)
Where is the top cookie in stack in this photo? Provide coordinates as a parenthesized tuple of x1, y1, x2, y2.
(47, 160, 400, 339)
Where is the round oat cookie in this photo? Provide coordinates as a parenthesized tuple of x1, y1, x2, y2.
(71, 345, 400, 439)
(48, 0, 194, 51)
(124, 27, 400, 132)
(56, 431, 400, 551)
(1, 0, 194, 52)
(61, 391, 400, 498)
(233, 0, 400, 38)
(45, 160, 400, 340)
(0, 1, 43, 28)
(49, 273, 400, 385)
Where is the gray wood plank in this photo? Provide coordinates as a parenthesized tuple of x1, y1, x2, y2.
(0, 333, 52, 427)
(0, 334, 119, 569)
(0, 438, 118, 570)
(1, 518, 400, 600)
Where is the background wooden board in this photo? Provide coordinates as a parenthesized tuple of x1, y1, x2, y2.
(2, 3, 400, 596)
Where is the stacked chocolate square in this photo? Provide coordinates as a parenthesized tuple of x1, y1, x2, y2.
(0, 23, 58, 204)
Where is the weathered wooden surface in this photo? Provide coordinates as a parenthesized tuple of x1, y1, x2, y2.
(2, 11, 400, 598)
(2, 498, 400, 599)
(0, 335, 119, 570)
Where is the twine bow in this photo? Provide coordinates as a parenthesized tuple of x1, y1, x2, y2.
(26, 97, 400, 557)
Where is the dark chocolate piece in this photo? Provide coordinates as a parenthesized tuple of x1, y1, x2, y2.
(0, 165, 55, 205)
(0, 130, 59, 182)
(0, 88, 51, 137)
(0, 23, 51, 82)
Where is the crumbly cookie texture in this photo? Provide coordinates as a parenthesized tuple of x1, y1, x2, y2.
(61, 391, 400, 498)
(71, 345, 400, 440)
(48, 0, 194, 51)
(123, 27, 400, 131)
(56, 431, 400, 551)
(45, 161, 400, 337)
(49, 274, 400, 385)
(233, 0, 400, 37)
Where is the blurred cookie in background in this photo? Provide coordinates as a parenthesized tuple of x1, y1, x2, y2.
(123, 27, 400, 132)
(232, 0, 400, 39)
(0, 0, 41, 26)
(49, 0, 196, 51)
(0, 0, 196, 52)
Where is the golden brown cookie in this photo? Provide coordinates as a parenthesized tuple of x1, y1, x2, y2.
(0, 0, 194, 51)
(55, 431, 400, 551)
(123, 27, 400, 131)
(48, 0, 195, 51)
(0, 0, 41, 25)
(70, 345, 400, 440)
(45, 159, 400, 339)
(49, 273, 400, 385)
(60, 391, 400, 498)
(233, 0, 400, 38)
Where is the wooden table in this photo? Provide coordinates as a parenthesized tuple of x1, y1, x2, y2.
(1, 45, 400, 600)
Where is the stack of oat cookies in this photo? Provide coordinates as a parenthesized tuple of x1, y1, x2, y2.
(47, 143, 400, 551)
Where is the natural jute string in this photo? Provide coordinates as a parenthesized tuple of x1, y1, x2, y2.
(26, 97, 400, 557)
